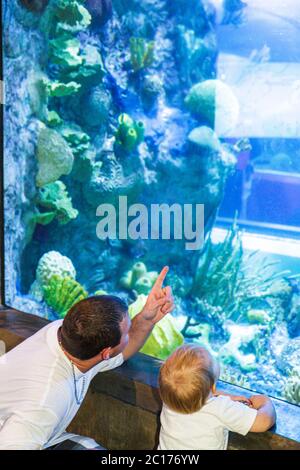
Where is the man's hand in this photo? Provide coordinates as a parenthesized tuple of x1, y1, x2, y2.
(141, 266, 175, 324)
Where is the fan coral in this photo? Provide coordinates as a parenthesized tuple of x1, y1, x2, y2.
(44, 274, 87, 318)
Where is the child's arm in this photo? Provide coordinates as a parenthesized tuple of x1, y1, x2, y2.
(214, 390, 251, 405)
(249, 395, 276, 432)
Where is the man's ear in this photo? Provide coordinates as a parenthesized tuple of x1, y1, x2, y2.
(99, 347, 111, 360)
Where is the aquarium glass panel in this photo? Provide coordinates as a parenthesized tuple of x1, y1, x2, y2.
(2, 0, 300, 406)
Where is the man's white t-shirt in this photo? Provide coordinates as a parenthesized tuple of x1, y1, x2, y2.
(0, 320, 124, 450)
(159, 395, 257, 450)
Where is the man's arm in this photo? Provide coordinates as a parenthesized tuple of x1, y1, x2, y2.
(0, 409, 58, 450)
(122, 266, 174, 361)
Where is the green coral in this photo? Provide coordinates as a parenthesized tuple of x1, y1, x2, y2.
(46, 110, 63, 127)
(120, 262, 158, 295)
(54, 0, 91, 34)
(247, 309, 271, 325)
(66, 45, 105, 86)
(128, 295, 184, 360)
(41, 0, 91, 37)
(36, 127, 74, 187)
(46, 79, 81, 97)
(44, 274, 88, 318)
(284, 368, 300, 405)
(49, 36, 83, 68)
(61, 126, 90, 156)
(36, 180, 78, 225)
(30, 250, 76, 301)
(115, 113, 145, 153)
(129, 37, 155, 72)
(184, 79, 239, 134)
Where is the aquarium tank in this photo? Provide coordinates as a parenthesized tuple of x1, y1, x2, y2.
(2, 0, 300, 405)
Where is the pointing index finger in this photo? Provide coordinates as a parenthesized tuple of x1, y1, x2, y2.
(153, 266, 169, 290)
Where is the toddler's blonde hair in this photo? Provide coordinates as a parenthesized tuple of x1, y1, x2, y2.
(159, 344, 217, 414)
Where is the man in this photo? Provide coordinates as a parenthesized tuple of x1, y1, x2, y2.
(0, 266, 174, 450)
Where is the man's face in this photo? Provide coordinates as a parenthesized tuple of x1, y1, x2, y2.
(109, 312, 131, 358)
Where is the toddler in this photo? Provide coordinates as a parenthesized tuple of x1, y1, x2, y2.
(158, 345, 276, 450)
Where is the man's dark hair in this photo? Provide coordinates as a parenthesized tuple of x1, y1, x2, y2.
(61, 295, 128, 360)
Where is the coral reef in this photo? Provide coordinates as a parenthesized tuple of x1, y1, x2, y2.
(79, 85, 112, 128)
(283, 368, 300, 405)
(30, 250, 76, 301)
(35, 127, 74, 187)
(218, 324, 260, 371)
(115, 113, 145, 153)
(129, 37, 155, 73)
(85, 0, 113, 27)
(184, 79, 239, 134)
(120, 262, 158, 295)
(43, 274, 87, 318)
(36, 180, 78, 225)
(128, 295, 184, 360)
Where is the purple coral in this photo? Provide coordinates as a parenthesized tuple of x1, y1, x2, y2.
(19, 0, 49, 13)
(85, 0, 113, 27)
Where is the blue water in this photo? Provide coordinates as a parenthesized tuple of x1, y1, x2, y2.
(2, 0, 300, 404)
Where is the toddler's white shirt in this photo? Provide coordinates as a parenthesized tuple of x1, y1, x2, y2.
(159, 395, 257, 450)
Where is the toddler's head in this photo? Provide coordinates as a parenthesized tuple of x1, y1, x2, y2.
(159, 345, 219, 414)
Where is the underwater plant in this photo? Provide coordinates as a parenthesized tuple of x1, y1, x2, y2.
(120, 262, 158, 295)
(44, 274, 88, 318)
(115, 113, 145, 153)
(30, 250, 76, 301)
(184, 79, 239, 135)
(128, 295, 184, 361)
(36, 180, 78, 225)
(129, 37, 155, 73)
(36, 127, 74, 187)
(191, 222, 291, 326)
(283, 368, 300, 405)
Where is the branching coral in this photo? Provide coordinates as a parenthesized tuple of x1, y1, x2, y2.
(129, 37, 155, 73)
(115, 113, 145, 153)
(61, 126, 90, 156)
(128, 295, 184, 360)
(120, 262, 158, 295)
(44, 274, 87, 318)
(36, 180, 78, 225)
(36, 127, 74, 187)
